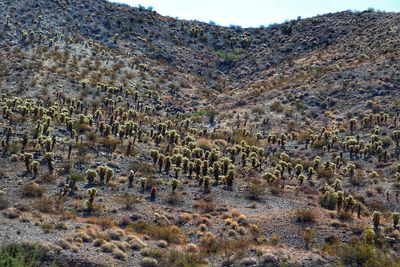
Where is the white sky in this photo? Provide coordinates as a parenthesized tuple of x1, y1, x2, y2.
(110, 0, 400, 27)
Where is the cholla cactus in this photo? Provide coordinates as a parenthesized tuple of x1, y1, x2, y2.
(333, 179, 342, 192)
(86, 169, 98, 184)
(392, 212, 400, 228)
(263, 172, 277, 183)
(114, 33, 119, 44)
(336, 191, 344, 211)
(298, 174, 306, 186)
(30, 160, 39, 177)
(209, 150, 219, 163)
(172, 153, 183, 167)
(128, 170, 135, 187)
(173, 167, 181, 179)
(203, 176, 211, 193)
(303, 228, 314, 249)
(391, 130, 400, 147)
(364, 227, 375, 244)
(68, 172, 81, 192)
(150, 149, 159, 164)
(345, 195, 355, 213)
(105, 167, 114, 184)
(44, 152, 54, 173)
(157, 154, 164, 173)
(86, 188, 97, 211)
(164, 156, 171, 175)
(5, 15, 11, 27)
(220, 157, 230, 175)
(167, 130, 179, 145)
(372, 211, 381, 232)
(150, 186, 157, 200)
(23, 153, 33, 173)
(226, 169, 235, 189)
(213, 162, 220, 185)
(346, 164, 355, 177)
(97, 165, 106, 184)
(140, 178, 147, 191)
(313, 156, 320, 169)
(349, 118, 357, 134)
(182, 157, 189, 174)
(171, 179, 179, 192)
(188, 161, 195, 179)
(201, 160, 208, 177)
(295, 164, 303, 177)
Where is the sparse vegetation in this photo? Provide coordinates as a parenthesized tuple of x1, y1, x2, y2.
(0, 1, 399, 266)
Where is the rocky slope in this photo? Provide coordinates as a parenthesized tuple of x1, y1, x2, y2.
(0, 0, 400, 266)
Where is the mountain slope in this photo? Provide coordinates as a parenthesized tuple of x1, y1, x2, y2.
(0, 1, 400, 266)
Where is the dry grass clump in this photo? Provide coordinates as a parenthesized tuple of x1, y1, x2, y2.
(40, 173, 57, 183)
(75, 231, 93, 243)
(58, 239, 72, 250)
(131, 221, 185, 244)
(149, 225, 184, 244)
(178, 212, 192, 224)
(88, 216, 115, 230)
(155, 240, 168, 248)
(37, 196, 55, 213)
(93, 238, 104, 247)
(271, 100, 285, 112)
(247, 178, 266, 200)
(126, 235, 147, 250)
(164, 191, 183, 205)
(195, 199, 216, 213)
(2, 207, 21, 219)
(269, 233, 281, 246)
(199, 223, 207, 232)
(197, 139, 215, 151)
(107, 229, 124, 241)
(100, 241, 114, 253)
(199, 232, 218, 253)
(195, 215, 211, 226)
(22, 182, 43, 198)
(112, 247, 127, 260)
(295, 209, 316, 223)
(0, 194, 10, 210)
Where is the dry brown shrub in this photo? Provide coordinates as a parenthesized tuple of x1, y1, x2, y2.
(22, 182, 43, 198)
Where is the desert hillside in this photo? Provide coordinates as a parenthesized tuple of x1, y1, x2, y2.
(0, 0, 400, 266)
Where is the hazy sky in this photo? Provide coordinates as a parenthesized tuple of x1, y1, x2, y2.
(110, 0, 400, 27)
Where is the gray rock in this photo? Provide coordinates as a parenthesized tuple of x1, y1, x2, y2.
(262, 253, 278, 264)
(240, 257, 258, 266)
(129, 213, 143, 221)
(310, 254, 321, 263)
(141, 257, 158, 267)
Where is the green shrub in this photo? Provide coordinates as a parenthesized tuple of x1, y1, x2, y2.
(0, 242, 47, 267)
(338, 241, 400, 266)
(216, 48, 242, 63)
